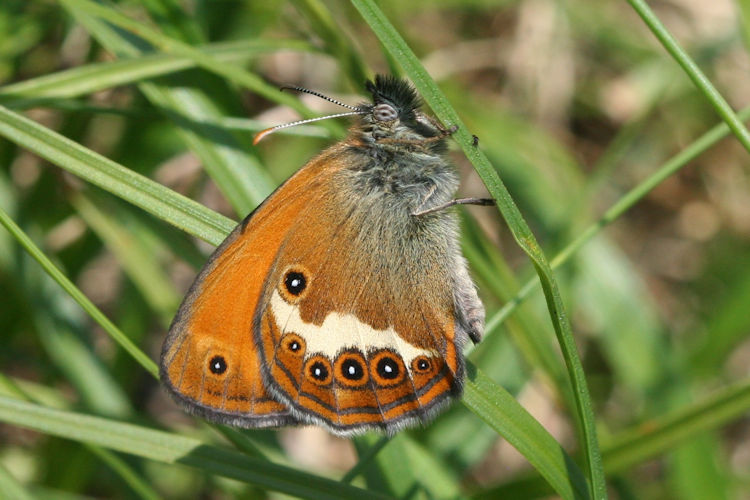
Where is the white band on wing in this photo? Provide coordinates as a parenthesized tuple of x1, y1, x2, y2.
(269, 291, 436, 367)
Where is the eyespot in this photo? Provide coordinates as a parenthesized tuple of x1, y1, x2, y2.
(334, 350, 369, 387)
(279, 266, 310, 303)
(285, 272, 305, 295)
(369, 350, 405, 387)
(280, 333, 305, 357)
(208, 355, 227, 375)
(412, 356, 432, 374)
(343, 359, 364, 379)
(304, 356, 332, 386)
(373, 103, 398, 122)
(377, 357, 399, 379)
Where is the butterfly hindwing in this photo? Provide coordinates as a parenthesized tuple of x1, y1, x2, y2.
(254, 155, 464, 434)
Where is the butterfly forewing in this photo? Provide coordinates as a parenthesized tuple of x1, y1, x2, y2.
(159, 154, 337, 428)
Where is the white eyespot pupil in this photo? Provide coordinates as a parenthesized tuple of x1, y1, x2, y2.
(315, 368, 321, 375)
(348, 366, 356, 375)
(384, 365, 393, 373)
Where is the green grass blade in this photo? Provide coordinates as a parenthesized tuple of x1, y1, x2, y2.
(63, 5, 275, 215)
(349, 0, 603, 496)
(626, 0, 750, 154)
(0, 206, 158, 377)
(290, 0, 369, 86)
(1, 375, 160, 500)
(0, 39, 314, 101)
(58, 0, 337, 127)
(84, 446, 161, 500)
(463, 365, 589, 500)
(341, 437, 391, 484)
(477, 378, 750, 497)
(139, 0, 205, 43)
(0, 462, 34, 500)
(668, 432, 727, 500)
(0, 104, 233, 245)
(33, 314, 133, 418)
(72, 193, 180, 325)
(602, 378, 750, 474)
(353, 434, 420, 497)
(485, 105, 750, 335)
(0, 396, 392, 500)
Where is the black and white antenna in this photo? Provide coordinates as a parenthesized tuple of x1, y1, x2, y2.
(253, 85, 368, 144)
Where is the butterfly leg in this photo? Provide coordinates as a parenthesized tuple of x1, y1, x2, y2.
(411, 197, 495, 217)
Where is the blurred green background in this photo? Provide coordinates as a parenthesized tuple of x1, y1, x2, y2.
(1, 0, 750, 498)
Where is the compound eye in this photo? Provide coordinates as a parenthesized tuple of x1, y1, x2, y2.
(373, 103, 398, 122)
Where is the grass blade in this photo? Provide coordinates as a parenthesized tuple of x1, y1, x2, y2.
(626, 0, 750, 154)
(0, 39, 314, 101)
(0, 397, 392, 500)
(603, 378, 750, 474)
(349, 0, 604, 496)
(463, 364, 589, 500)
(0, 463, 34, 500)
(0, 206, 158, 377)
(0, 104, 233, 245)
(485, 105, 750, 335)
(58, 0, 338, 126)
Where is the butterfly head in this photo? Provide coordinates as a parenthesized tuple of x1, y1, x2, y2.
(364, 75, 421, 123)
(253, 75, 451, 149)
(354, 75, 448, 150)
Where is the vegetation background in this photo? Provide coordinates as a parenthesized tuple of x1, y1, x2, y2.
(1, 0, 749, 498)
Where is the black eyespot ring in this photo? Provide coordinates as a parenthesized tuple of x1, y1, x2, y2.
(414, 357, 432, 373)
(376, 357, 400, 380)
(369, 350, 405, 386)
(309, 361, 329, 381)
(333, 350, 369, 387)
(304, 356, 332, 386)
(284, 271, 306, 296)
(341, 358, 364, 380)
(279, 334, 306, 361)
(373, 103, 398, 122)
(208, 355, 227, 375)
(279, 266, 311, 303)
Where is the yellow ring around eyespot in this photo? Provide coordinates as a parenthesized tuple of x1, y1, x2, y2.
(278, 264, 312, 304)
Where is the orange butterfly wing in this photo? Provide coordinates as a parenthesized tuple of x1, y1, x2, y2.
(160, 149, 339, 428)
(162, 143, 466, 435)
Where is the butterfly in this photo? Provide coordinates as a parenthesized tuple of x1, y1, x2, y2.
(160, 75, 488, 436)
